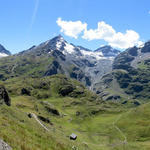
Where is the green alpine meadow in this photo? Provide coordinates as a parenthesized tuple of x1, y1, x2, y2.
(0, 0, 150, 150)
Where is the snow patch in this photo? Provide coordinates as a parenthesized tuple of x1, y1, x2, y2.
(138, 43, 144, 49)
(56, 37, 65, 49)
(80, 50, 107, 60)
(63, 43, 75, 54)
(0, 53, 8, 58)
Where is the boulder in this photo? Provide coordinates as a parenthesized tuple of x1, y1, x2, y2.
(0, 139, 12, 150)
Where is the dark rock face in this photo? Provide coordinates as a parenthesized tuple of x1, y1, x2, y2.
(51, 50, 66, 61)
(134, 101, 140, 106)
(0, 139, 12, 150)
(122, 101, 127, 104)
(38, 115, 53, 125)
(97, 41, 150, 100)
(59, 85, 74, 96)
(45, 60, 63, 76)
(41, 101, 60, 116)
(141, 41, 150, 53)
(85, 76, 91, 86)
(45, 105, 60, 116)
(0, 85, 11, 106)
(21, 88, 31, 96)
(127, 46, 138, 56)
(105, 95, 121, 101)
(113, 51, 134, 71)
(28, 113, 32, 118)
(95, 45, 120, 57)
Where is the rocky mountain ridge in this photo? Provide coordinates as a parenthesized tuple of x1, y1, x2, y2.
(21, 35, 120, 88)
(95, 40, 150, 101)
(0, 35, 120, 90)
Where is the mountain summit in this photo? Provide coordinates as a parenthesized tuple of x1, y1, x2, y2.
(0, 44, 11, 57)
(95, 45, 120, 57)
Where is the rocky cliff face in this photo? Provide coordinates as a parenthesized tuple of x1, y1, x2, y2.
(0, 85, 11, 106)
(0, 35, 120, 91)
(16, 35, 120, 89)
(95, 41, 150, 101)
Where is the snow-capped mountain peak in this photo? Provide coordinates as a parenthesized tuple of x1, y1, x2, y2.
(95, 45, 120, 57)
(56, 35, 65, 50)
(0, 44, 11, 58)
(16, 35, 121, 90)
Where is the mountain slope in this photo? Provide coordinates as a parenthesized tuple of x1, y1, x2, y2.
(95, 45, 120, 57)
(96, 41, 150, 101)
(0, 35, 119, 90)
(1, 74, 150, 150)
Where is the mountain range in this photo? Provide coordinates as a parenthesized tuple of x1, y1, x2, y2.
(0, 35, 120, 90)
(2, 35, 150, 103)
(1, 35, 150, 150)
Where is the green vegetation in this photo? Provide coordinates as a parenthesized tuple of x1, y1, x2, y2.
(0, 54, 54, 80)
(0, 74, 149, 150)
(113, 59, 150, 100)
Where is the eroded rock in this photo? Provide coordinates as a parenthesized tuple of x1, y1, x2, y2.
(0, 139, 12, 150)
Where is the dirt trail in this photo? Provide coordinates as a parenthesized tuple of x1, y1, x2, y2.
(31, 113, 50, 131)
(113, 114, 127, 144)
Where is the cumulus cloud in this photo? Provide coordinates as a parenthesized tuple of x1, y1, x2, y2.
(56, 18, 87, 39)
(82, 21, 115, 40)
(83, 21, 142, 49)
(56, 18, 142, 49)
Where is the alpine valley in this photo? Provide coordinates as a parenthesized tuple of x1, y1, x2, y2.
(0, 35, 150, 150)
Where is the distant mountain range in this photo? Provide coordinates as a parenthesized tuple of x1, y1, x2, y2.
(3, 35, 150, 103)
(0, 35, 120, 90)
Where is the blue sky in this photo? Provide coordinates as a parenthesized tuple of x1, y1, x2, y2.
(0, 0, 150, 53)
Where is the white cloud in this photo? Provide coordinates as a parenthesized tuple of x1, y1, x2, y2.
(56, 18, 142, 49)
(82, 21, 115, 40)
(82, 21, 142, 49)
(56, 18, 87, 39)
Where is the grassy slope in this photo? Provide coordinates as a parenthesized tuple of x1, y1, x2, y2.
(0, 75, 150, 150)
(0, 54, 54, 80)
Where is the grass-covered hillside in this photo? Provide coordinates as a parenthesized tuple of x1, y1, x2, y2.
(0, 53, 55, 80)
(0, 74, 150, 150)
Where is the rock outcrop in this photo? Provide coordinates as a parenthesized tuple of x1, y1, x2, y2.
(0, 139, 12, 150)
(0, 85, 11, 106)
